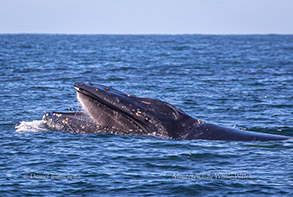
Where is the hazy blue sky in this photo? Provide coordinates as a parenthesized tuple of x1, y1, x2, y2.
(0, 0, 292, 34)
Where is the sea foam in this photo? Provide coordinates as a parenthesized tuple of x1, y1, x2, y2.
(15, 120, 49, 133)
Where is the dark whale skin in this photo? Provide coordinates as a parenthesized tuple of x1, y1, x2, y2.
(42, 82, 290, 141)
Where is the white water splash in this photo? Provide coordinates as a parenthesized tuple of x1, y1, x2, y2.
(15, 120, 49, 133)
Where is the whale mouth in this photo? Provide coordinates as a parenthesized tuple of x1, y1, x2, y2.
(73, 82, 152, 134)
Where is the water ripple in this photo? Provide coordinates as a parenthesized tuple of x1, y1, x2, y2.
(0, 34, 292, 196)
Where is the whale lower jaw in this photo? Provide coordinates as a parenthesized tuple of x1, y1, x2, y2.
(42, 112, 170, 138)
(42, 112, 289, 141)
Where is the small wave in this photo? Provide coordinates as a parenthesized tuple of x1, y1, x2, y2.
(15, 120, 49, 133)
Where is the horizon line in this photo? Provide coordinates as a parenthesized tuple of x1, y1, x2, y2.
(1, 32, 293, 36)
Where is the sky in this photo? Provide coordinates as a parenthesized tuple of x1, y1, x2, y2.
(0, 0, 292, 34)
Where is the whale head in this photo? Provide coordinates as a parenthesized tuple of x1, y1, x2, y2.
(73, 82, 196, 138)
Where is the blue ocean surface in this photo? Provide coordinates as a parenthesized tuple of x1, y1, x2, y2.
(0, 34, 293, 196)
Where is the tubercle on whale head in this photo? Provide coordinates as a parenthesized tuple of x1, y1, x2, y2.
(42, 112, 62, 130)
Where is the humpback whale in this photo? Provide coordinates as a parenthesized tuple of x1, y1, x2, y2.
(42, 82, 289, 141)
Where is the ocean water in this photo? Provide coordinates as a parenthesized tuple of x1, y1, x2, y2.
(1, 34, 293, 196)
